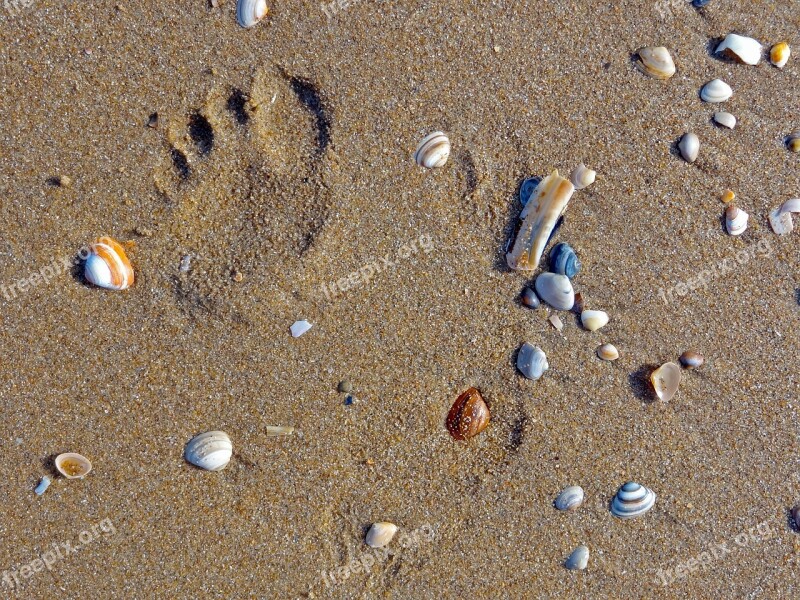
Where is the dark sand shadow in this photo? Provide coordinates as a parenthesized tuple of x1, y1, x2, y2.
(629, 364, 659, 403)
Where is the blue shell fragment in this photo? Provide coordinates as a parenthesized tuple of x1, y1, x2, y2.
(692, 0, 712, 7)
(549, 242, 581, 279)
(519, 177, 541, 206)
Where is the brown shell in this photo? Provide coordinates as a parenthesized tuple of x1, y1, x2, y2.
(447, 387, 490, 440)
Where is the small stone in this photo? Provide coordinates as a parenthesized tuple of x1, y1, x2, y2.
(57, 175, 72, 188)
(147, 112, 159, 128)
(521, 287, 540, 309)
(338, 380, 353, 393)
(232, 269, 244, 282)
(721, 189, 735, 203)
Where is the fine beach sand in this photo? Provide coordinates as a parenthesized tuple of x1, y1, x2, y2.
(1, 0, 799, 598)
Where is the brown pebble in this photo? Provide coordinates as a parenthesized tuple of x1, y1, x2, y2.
(679, 351, 704, 369)
(232, 270, 244, 282)
(337, 380, 352, 393)
(57, 175, 72, 188)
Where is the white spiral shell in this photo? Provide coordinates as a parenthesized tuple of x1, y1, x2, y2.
(184, 431, 233, 471)
(611, 482, 656, 519)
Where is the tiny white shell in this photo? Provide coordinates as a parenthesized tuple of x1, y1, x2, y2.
(236, 0, 268, 28)
(650, 362, 681, 402)
(55, 453, 93, 479)
(716, 33, 763, 65)
(700, 79, 732, 103)
(636, 47, 676, 79)
(290, 320, 313, 337)
(770, 42, 791, 69)
(517, 342, 549, 381)
(555, 485, 584, 511)
(678, 132, 699, 163)
(713, 111, 736, 129)
(565, 545, 589, 570)
(569, 163, 596, 190)
(580, 310, 609, 332)
(414, 131, 451, 169)
(596, 343, 619, 361)
(184, 431, 233, 471)
(725, 205, 749, 236)
(365, 522, 398, 548)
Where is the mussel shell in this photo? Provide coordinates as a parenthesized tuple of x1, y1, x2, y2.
(447, 388, 490, 440)
(549, 242, 581, 279)
(555, 485, 585, 511)
(791, 506, 800, 530)
(184, 430, 233, 471)
(519, 177, 541, 206)
(611, 482, 656, 519)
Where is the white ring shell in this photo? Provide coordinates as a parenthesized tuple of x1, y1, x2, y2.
(700, 79, 732, 103)
(611, 482, 656, 519)
(236, 0, 268, 28)
(184, 431, 233, 471)
(725, 205, 749, 236)
(716, 33, 763, 66)
(678, 132, 699, 163)
(414, 131, 451, 168)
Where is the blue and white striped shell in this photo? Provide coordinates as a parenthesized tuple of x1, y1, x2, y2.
(611, 482, 656, 519)
(549, 242, 581, 279)
(236, 0, 268, 28)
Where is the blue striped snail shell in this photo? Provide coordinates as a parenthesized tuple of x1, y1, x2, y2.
(549, 242, 581, 279)
(611, 482, 656, 519)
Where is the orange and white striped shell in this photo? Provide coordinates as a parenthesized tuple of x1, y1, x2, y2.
(84, 237, 134, 290)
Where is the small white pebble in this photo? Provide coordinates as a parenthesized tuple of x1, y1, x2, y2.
(290, 320, 312, 337)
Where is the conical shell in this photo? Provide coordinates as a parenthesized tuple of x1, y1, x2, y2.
(569, 163, 596, 190)
(517, 342, 549, 381)
(446, 388, 490, 440)
(650, 362, 681, 402)
(678, 132, 699, 163)
(84, 237, 134, 290)
(55, 453, 92, 479)
(725, 205, 749, 236)
(700, 79, 732, 103)
(507, 170, 575, 270)
(713, 111, 736, 129)
(184, 431, 233, 471)
(555, 486, 584, 511)
(636, 47, 676, 79)
(414, 131, 451, 168)
(716, 33, 762, 65)
(611, 482, 656, 519)
(365, 522, 398, 548)
(565, 545, 589, 570)
(596, 343, 619, 361)
(580, 310, 608, 332)
(534, 273, 575, 311)
(236, 0, 268, 28)
(770, 42, 791, 68)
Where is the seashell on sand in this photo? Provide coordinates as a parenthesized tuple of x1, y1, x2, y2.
(569, 163, 596, 190)
(548, 314, 563, 331)
(679, 351, 705, 369)
(713, 112, 736, 129)
(265, 425, 294, 436)
(236, 0, 268, 28)
(519, 177, 541, 207)
(366, 522, 398, 548)
(792, 506, 800, 530)
(184, 431, 233, 471)
(549, 242, 581, 279)
(580, 310, 608, 332)
(768, 198, 800, 235)
(650, 362, 681, 402)
(555, 485, 584, 511)
(521, 287, 540, 309)
(700, 79, 732, 103)
(597, 343, 619, 361)
(507, 170, 575, 270)
(290, 320, 313, 337)
(725, 205, 749, 236)
(55, 453, 92, 479)
(611, 482, 656, 519)
(516, 342, 548, 381)
(721, 189, 736, 203)
(414, 131, 451, 169)
(716, 33, 763, 65)
(636, 47, 676, 79)
(678, 132, 699, 163)
(34, 476, 51, 496)
(788, 132, 800, 153)
(446, 387, 490, 440)
(565, 545, 589, 570)
(534, 273, 575, 311)
(770, 42, 791, 68)
(84, 237, 134, 291)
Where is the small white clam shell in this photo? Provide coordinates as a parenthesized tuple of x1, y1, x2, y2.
(236, 0, 268, 28)
(55, 453, 92, 479)
(636, 46, 676, 79)
(569, 163, 596, 190)
(290, 320, 312, 337)
(414, 131, 451, 168)
(770, 42, 791, 68)
(184, 431, 233, 471)
(678, 132, 699, 163)
(580, 310, 609, 332)
(713, 111, 736, 129)
(565, 545, 589, 570)
(534, 273, 575, 311)
(725, 205, 749, 236)
(517, 342, 549, 381)
(700, 78, 732, 103)
(365, 522, 398, 548)
(717, 33, 763, 65)
(650, 362, 681, 402)
(596, 343, 619, 361)
(555, 485, 584, 511)
(611, 482, 656, 519)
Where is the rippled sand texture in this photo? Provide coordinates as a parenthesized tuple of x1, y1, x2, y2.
(0, 0, 798, 598)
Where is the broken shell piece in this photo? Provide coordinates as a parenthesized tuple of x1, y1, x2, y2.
(565, 545, 589, 570)
(184, 431, 233, 471)
(713, 112, 736, 129)
(788, 132, 800, 153)
(636, 46, 676, 79)
(548, 314, 564, 332)
(716, 33, 763, 65)
(597, 343, 619, 361)
(700, 78, 732, 103)
(679, 351, 705, 369)
(34, 476, 51, 496)
(569, 163, 596, 190)
(414, 131, 451, 168)
(265, 425, 294, 436)
(770, 42, 790, 69)
(650, 362, 681, 402)
(447, 387, 490, 440)
(725, 205, 749, 235)
(55, 453, 92, 479)
(507, 170, 575, 270)
(580, 310, 608, 332)
(678, 132, 699, 163)
(517, 342, 549, 381)
(535, 273, 575, 311)
(290, 320, 312, 337)
(768, 198, 800, 235)
(236, 0, 268, 28)
(366, 522, 398, 548)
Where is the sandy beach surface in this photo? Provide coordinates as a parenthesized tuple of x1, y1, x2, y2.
(1, 0, 799, 598)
